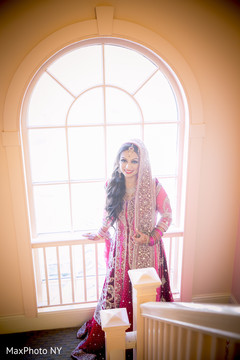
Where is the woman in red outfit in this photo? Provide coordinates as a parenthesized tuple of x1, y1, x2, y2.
(71, 139, 173, 360)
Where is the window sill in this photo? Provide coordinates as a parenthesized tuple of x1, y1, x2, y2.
(38, 302, 97, 314)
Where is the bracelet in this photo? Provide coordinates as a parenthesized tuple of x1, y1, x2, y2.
(149, 228, 163, 245)
(156, 225, 166, 234)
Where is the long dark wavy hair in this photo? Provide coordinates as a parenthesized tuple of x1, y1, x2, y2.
(105, 142, 139, 225)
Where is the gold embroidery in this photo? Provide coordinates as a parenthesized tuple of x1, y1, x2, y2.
(94, 140, 172, 324)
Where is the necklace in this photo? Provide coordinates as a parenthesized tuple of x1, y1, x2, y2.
(125, 186, 136, 194)
(125, 186, 136, 200)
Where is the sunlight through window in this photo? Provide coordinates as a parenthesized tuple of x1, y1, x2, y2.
(22, 39, 188, 308)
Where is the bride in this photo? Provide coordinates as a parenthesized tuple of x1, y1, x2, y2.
(72, 139, 173, 360)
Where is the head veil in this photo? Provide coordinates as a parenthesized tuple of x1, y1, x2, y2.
(128, 139, 156, 234)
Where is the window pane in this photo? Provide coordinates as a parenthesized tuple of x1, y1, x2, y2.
(33, 184, 71, 234)
(171, 236, 183, 293)
(135, 71, 178, 122)
(158, 177, 177, 227)
(106, 125, 142, 177)
(85, 244, 96, 276)
(59, 246, 72, 304)
(144, 124, 178, 176)
(75, 277, 85, 303)
(104, 45, 157, 94)
(71, 182, 105, 231)
(86, 277, 97, 301)
(105, 87, 141, 124)
(46, 247, 60, 305)
(84, 244, 97, 302)
(68, 127, 105, 180)
(97, 243, 106, 276)
(72, 245, 85, 303)
(47, 46, 103, 97)
(68, 87, 104, 126)
(28, 128, 68, 182)
(27, 73, 74, 127)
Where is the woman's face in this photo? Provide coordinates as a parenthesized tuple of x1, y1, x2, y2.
(119, 149, 139, 179)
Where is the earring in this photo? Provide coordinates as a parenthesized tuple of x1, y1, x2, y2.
(117, 168, 122, 178)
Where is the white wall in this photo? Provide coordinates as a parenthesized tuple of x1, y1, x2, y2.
(0, 0, 240, 332)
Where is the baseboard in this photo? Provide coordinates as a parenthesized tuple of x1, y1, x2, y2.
(192, 292, 233, 304)
(0, 305, 95, 334)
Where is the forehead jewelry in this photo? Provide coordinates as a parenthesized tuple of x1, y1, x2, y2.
(127, 144, 135, 158)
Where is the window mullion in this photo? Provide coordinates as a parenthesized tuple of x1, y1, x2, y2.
(103, 44, 108, 180)
(45, 70, 76, 99)
(65, 118, 74, 232)
(24, 130, 38, 238)
(132, 68, 159, 97)
(176, 120, 186, 228)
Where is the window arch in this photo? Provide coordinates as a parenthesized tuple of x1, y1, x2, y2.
(21, 38, 188, 308)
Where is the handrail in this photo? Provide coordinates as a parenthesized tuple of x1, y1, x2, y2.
(31, 230, 184, 248)
(101, 268, 240, 360)
(140, 302, 240, 341)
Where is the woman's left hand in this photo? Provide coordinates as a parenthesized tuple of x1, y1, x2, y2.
(82, 232, 102, 241)
(132, 229, 149, 244)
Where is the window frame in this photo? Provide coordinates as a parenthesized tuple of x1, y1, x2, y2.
(20, 38, 188, 308)
(21, 37, 188, 243)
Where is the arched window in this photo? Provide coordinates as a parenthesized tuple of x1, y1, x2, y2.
(21, 38, 188, 309)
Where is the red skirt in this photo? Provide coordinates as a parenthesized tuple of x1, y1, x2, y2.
(71, 259, 172, 359)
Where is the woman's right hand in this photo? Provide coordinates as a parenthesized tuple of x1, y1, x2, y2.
(82, 233, 102, 241)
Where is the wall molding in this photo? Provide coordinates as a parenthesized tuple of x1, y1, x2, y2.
(0, 306, 95, 334)
(3, 6, 203, 131)
(189, 124, 206, 138)
(192, 292, 237, 304)
(1, 132, 20, 147)
(96, 6, 114, 35)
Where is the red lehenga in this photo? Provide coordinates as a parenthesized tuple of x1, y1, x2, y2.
(71, 139, 173, 360)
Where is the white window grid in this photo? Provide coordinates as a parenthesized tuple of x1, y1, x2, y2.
(21, 38, 187, 308)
